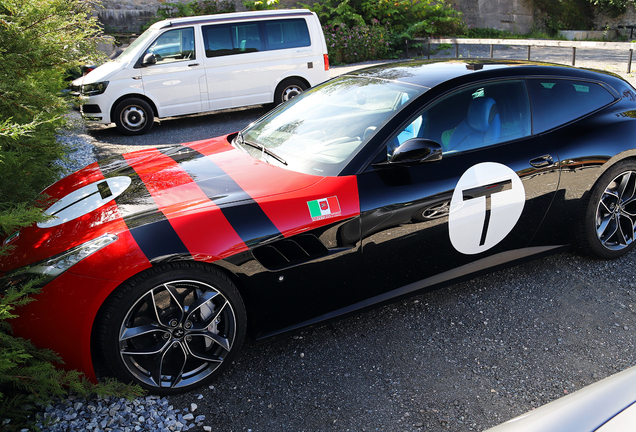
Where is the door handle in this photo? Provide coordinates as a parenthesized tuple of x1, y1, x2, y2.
(132, 76, 142, 80)
(188, 63, 199, 67)
(530, 154, 554, 168)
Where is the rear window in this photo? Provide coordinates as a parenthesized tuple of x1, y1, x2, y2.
(527, 79, 615, 133)
(203, 18, 310, 58)
(264, 19, 310, 50)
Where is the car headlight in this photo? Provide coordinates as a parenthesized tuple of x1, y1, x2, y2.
(81, 81, 109, 96)
(0, 234, 117, 292)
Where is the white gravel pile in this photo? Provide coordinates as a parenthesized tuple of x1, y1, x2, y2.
(33, 395, 208, 432)
(55, 111, 98, 175)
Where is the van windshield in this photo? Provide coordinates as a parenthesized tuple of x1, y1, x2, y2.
(115, 28, 159, 64)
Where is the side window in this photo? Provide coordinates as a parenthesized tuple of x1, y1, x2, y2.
(388, 80, 531, 158)
(146, 28, 195, 64)
(527, 79, 615, 133)
(203, 23, 263, 58)
(264, 19, 311, 50)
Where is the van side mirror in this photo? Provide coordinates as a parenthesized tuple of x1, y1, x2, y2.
(390, 138, 442, 164)
(142, 53, 157, 66)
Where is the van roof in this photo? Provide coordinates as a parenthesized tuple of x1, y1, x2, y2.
(151, 9, 315, 29)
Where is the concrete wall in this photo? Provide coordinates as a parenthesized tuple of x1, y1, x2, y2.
(449, 0, 535, 34)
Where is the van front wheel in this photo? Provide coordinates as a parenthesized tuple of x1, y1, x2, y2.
(274, 79, 307, 105)
(114, 98, 154, 135)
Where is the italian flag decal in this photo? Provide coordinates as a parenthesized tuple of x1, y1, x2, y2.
(307, 196, 341, 221)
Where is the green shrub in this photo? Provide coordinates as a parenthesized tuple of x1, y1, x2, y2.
(156, 0, 236, 19)
(530, 0, 594, 34)
(243, 0, 279, 11)
(323, 20, 392, 64)
(303, 0, 465, 63)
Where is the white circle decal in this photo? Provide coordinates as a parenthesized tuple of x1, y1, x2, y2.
(38, 176, 132, 228)
(449, 162, 525, 255)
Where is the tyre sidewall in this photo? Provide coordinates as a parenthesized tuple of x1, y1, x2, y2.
(113, 97, 154, 136)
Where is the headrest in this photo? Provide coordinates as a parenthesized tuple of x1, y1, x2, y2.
(467, 97, 498, 132)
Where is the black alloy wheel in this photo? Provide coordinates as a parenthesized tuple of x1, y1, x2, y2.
(578, 160, 636, 259)
(98, 263, 246, 394)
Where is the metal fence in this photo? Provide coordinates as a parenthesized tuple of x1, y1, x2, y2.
(413, 38, 636, 73)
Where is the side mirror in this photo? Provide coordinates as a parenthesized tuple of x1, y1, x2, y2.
(390, 138, 442, 164)
(142, 53, 157, 66)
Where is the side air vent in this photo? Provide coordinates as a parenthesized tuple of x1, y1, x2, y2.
(252, 234, 329, 271)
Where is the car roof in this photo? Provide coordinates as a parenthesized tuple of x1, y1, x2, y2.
(151, 9, 314, 29)
(346, 59, 628, 91)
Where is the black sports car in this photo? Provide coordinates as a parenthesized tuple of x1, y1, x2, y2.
(2, 59, 636, 394)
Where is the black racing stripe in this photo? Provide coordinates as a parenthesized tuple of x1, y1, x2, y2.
(164, 146, 281, 246)
(97, 155, 191, 262)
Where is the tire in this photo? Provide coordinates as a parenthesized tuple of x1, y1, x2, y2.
(113, 97, 154, 135)
(577, 160, 636, 259)
(274, 79, 307, 105)
(97, 262, 246, 394)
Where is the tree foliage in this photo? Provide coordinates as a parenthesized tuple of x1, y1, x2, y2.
(0, 1, 143, 429)
(0, 0, 105, 244)
(588, 0, 634, 17)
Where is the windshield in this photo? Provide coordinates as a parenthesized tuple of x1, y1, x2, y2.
(115, 26, 160, 64)
(240, 76, 426, 176)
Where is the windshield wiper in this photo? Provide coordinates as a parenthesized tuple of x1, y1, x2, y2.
(236, 132, 287, 166)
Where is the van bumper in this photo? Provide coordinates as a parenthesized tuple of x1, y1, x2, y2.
(79, 94, 113, 124)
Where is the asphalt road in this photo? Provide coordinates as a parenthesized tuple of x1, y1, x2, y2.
(85, 48, 636, 431)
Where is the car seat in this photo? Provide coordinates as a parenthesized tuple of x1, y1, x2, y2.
(446, 96, 501, 152)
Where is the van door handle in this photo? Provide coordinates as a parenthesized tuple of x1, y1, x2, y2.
(530, 155, 554, 168)
(132, 76, 142, 80)
(188, 63, 199, 67)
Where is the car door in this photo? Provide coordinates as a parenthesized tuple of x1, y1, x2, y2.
(140, 26, 206, 117)
(356, 79, 562, 297)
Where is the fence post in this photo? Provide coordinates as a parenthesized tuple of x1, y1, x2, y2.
(628, 49, 633, 73)
(455, 42, 459, 58)
(572, 47, 576, 66)
(490, 44, 494, 58)
(428, 42, 431, 59)
(527, 45, 531, 60)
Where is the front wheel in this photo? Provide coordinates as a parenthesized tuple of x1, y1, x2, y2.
(577, 160, 636, 259)
(97, 263, 246, 394)
(274, 79, 307, 105)
(113, 97, 154, 135)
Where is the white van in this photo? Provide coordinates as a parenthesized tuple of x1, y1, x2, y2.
(73, 10, 330, 135)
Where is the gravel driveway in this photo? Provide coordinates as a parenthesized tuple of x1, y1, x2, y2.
(55, 45, 636, 432)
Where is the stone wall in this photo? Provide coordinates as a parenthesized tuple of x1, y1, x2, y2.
(97, 0, 636, 36)
(594, 5, 636, 36)
(449, 0, 535, 34)
(98, 0, 245, 33)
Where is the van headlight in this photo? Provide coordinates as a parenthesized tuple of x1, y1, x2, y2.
(0, 234, 117, 292)
(81, 81, 109, 96)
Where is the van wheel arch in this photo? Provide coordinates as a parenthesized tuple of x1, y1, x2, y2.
(111, 95, 158, 135)
(274, 77, 310, 105)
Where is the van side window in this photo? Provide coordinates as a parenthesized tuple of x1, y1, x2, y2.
(146, 27, 195, 64)
(265, 19, 311, 50)
(203, 23, 262, 57)
(203, 18, 310, 58)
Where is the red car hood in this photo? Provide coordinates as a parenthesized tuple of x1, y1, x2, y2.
(1, 135, 350, 272)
